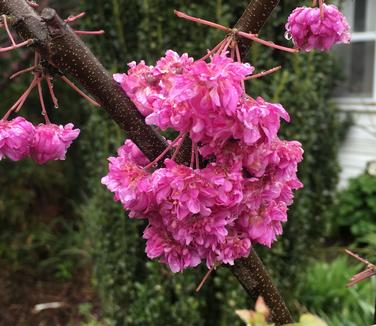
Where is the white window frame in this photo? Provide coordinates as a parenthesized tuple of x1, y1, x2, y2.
(334, 1, 376, 106)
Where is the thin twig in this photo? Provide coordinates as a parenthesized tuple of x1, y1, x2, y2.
(196, 266, 215, 292)
(61, 76, 100, 107)
(74, 30, 105, 35)
(0, 39, 32, 52)
(45, 75, 59, 109)
(64, 12, 86, 23)
(245, 66, 282, 80)
(2, 14, 16, 45)
(9, 65, 36, 80)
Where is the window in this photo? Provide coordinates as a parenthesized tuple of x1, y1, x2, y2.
(334, 0, 376, 100)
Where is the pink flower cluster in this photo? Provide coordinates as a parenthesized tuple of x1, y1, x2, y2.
(0, 117, 80, 164)
(286, 4, 350, 52)
(104, 51, 303, 272)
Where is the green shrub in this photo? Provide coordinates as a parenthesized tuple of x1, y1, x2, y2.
(297, 256, 375, 326)
(334, 173, 376, 242)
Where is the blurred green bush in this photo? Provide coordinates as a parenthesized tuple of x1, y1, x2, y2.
(333, 173, 376, 246)
(297, 256, 375, 326)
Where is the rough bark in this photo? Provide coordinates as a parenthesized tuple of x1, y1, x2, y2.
(0, 1, 292, 324)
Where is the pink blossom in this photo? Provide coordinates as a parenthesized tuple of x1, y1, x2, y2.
(286, 4, 351, 52)
(108, 49, 304, 272)
(101, 140, 152, 217)
(144, 223, 201, 273)
(0, 117, 35, 161)
(30, 123, 80, 164)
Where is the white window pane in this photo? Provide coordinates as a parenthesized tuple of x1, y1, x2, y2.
(341, 0, 376, 32)
(334, 41, 375, 98)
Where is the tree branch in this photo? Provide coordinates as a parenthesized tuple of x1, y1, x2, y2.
(0, 1, 292, 324)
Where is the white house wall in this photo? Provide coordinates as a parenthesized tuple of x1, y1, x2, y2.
(338, 103, 376, 188)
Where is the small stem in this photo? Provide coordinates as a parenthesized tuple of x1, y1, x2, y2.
(220, 36, 232, 55)
(245, 66, 282, 80)
(37, 79, 51, 124)
(74, 30, 105, 35)
(196, 266, 215, 292)
(174, 10, 231, 33)
(0, 39, 32, 52)
(319, 0, 324, 19)
(230, 45, 235, 60)
(195, 144, 199, 170)
(9, 65, 35, 80)
(2, 75, 37, 120)
(235, 43, 246, 90)
(64, 12, 86, 23)
(345, 249, 372, 266)
(45, 75, 59, 109)
(237, 31, 298, 53)
(190, 142, 195, 168)
(347, 269, 376, 287)
(200, 39, 224, 61)
(2, 15, 16, 45)
(174, 10, 297, 54)
(144, 133, 185, 170)
(61, 76, 100, 107)
(171, 133, 187, 161)
(16, 76, 37, 112)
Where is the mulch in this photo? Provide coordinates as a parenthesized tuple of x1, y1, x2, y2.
(0, 265, 99, 326)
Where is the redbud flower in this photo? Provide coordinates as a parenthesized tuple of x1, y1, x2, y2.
(108, 49, 304, 272)
(286, 4, 351, 51)
(30, 123, 80, 164)
(0, 117, 35, 161)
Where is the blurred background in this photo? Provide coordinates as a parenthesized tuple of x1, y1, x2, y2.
(0, 0, 375, 325)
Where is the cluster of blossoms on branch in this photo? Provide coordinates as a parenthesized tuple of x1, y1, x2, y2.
(0, 117, 80, 164)
(0, 11, 102, 165)
(102, 50, 304, 272)
(102, 0, 351, 273)
(286, 3, 350, 52)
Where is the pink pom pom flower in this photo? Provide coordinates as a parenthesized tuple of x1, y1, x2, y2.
(30, 123, 80, 164)
(0, 117, 35, 161)
(107, 49, 305, 272)
(285, 4, 351, 52)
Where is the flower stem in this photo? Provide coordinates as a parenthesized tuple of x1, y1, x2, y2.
(45, 76, 59, 109)
(9, 65, 36, 80)
(37, 79, 51, 124)
(0, 39, 32, 53)
(174, 10, 231, 33)
(237, 31, 298, 53)
(245, 66, 282, 80)
(2, 14, 16, 45)
(64, 12, 86, 23)
(74, 30, 105, 35)
(61, 76, 100, 107)
(171, 133, 187, 161)
(144, 133, 185, 170)
(196, 266, 215, 292)
(2, 76, 37, 120)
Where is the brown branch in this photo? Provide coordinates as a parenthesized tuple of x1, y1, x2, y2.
(0, 1, 292, 324)
(235, 0, 280, 59)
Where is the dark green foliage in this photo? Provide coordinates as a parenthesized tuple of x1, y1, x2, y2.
(335, 173, 376, 239)
(297, 257, 375, 326)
